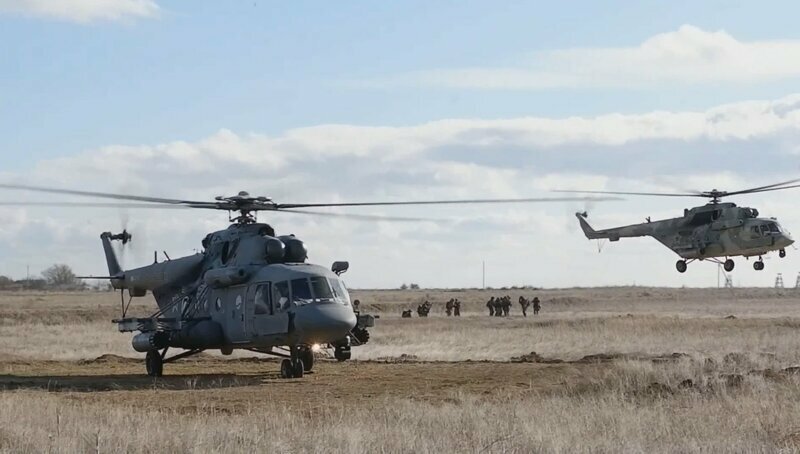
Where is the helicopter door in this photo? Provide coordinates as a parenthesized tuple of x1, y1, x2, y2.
(249, 282, 288, 339)
(227, 285, 250, 343)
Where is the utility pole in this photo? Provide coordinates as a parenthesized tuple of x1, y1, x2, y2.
(482, 260, 485, 289)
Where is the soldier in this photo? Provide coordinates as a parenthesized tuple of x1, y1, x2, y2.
(532, 297, 541, 316)
(445, 298, 454, 316)
(493, 297, 503, 317)
(352, 299, 361, 313)
(453, 299, 461, 317)
(519, 296, 530, 317)
(487, 297, 495, 316)
(502, 296, 511, 316)
(402, 309, 412, 318)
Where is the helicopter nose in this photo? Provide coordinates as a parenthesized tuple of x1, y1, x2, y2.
(781, 232, 794, 247)
(294, 303, 357, 343)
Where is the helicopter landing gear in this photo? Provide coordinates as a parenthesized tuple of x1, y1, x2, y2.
(780, 249, 787, 258)
(145, 350, 163, 377)
(676, 260, 688, 273)
(334, 346, 352, 361)
(280, 346, 308, 378)
(298, 346, 314, 372)
(723, 259, 735, 272)
(754, 259, 765, 271)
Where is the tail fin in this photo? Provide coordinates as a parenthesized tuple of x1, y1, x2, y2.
(575, 212, 602, 239)
(100, 232, 125, 285)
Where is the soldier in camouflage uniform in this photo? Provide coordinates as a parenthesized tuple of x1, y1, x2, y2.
(445, 298, 454, 316)
(487, 297, 495, 316)
(532, 297, 541, 316)
(453, 299, 461, 317)
(519, 296, 530, 317)
(493, 297, 503, 317)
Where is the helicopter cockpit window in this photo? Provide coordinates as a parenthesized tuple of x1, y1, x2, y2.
(329, 278, 351, 306)
(768, 222, 781, 233)
(751, 226, 762, 237)
(309, 276, 335, 303)
(273, 281, 290, 311)
(254, 284, 271, 315)
(291, 278, 313, 305)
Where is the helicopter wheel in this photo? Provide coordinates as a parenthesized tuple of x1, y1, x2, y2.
(334, 346, 352, 361)
(676, 260, 688, 273)
(145, 350, 163, 377)
(780, 249, 787, 258)
(754, 260, 765, 271)
(291, 358, 305, 378)
(298, 348, 314, 372)
(280, 359, 294, 379)
(723, 259, 735, 272)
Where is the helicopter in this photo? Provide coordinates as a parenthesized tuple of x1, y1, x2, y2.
(0, 182, 611, 378)
(556, 179, 800, 273)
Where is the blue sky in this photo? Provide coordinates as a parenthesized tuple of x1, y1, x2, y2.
(5, 1, 800, 169)
(3, 1, 800, 288)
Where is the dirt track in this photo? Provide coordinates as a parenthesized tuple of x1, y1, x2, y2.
(0, 356, 611, 413)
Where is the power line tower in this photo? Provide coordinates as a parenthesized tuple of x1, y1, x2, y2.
(775, 273, 784, 289)
(796, 272, 800, 289)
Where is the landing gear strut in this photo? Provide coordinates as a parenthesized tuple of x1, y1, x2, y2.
(145, 350, 163, 377)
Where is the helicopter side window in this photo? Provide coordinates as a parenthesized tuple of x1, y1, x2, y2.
(253, 284, 271, 315)
(291, 278, 313, 305)
(760, 224, 770, 235)
(273, 281, 290, 312)
(310, 276, 335, 303)
(751, 226, 762, 237)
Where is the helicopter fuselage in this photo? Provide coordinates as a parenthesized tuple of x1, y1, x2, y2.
(103, 222, 368, 377)
(576, 202, 794, 271)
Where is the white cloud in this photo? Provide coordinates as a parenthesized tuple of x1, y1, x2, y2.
(0, 0, 159, 23)
(370, 25, 800, 90)
(4, 94, 800, 288)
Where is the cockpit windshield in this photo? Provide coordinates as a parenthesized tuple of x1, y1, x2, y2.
(329, 278, 351, 306)
(276, 276, 351, 310)
(751, 222, 781, 237)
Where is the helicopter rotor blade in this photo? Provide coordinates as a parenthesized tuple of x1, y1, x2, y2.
(721, 178, 800, 197)
(276, 196, 620, 209)
(551, 189, 702, 198)
(0, 202, 192, 208)
(0, 183, 208, 206)
(276, 209, 439, 222)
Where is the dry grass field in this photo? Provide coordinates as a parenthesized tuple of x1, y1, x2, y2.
(2, 288, 800, 452)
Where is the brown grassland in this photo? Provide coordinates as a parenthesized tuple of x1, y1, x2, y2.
(2, 287, 800, 452)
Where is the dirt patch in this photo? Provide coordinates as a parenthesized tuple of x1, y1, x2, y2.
(0, 357, 611, 412)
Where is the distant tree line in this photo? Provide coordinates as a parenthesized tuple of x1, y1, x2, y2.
(0, 264, 105, 291)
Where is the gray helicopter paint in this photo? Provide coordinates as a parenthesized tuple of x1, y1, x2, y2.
(577, 202, 794, 263)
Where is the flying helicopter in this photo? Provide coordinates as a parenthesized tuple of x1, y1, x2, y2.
(556, 178, 800, 273)
(0, 182, 611, 378)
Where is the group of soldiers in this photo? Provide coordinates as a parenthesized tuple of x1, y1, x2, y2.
(444, 298, 462, 316)
(399, 295, 542, 318)
(486, 295, 540, 317)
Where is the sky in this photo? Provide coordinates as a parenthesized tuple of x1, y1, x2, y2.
(3, 0, 800, 288)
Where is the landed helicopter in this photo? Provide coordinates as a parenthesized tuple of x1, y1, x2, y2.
(0, 183, 610, 378)
(556, 179, 800, 273)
